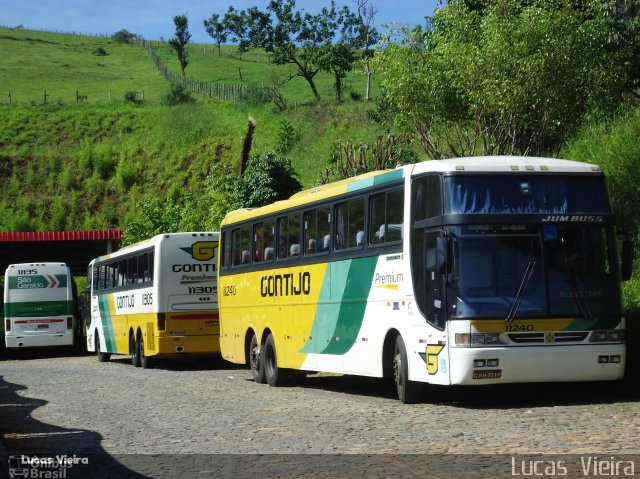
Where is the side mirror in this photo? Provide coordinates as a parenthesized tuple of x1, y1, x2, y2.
(435, 236, 448, 274)
(621, 240, 634, 281)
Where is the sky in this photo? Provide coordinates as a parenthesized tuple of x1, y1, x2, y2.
(2, 0, 441, 44)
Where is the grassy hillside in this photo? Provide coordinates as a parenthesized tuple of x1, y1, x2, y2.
(0, 27, 395, 234)
(0, 28, 168, 104)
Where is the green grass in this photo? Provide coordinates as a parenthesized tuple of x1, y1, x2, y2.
(0, 26, 405, 236)
(0, 27, 168, 104)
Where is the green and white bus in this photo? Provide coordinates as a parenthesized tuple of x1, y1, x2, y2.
(4, 262, 79, 349)
(218, 156, 633, 402)
(85, 232, 219, 368)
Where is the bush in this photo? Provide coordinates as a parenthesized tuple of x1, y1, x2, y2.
(163, 83, 195, 106)
(124, 91, 138, 103)
(349, 91, 362, 102)
(92, 47, 108, 56)
(112, 29, 137, 44)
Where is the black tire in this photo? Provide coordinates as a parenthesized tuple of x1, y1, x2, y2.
(138, 334, 154, 369)
(263, 333, 290, 387)
(394, 335, 421, 404)
(131, 332, 141, 368)
(249, 333, 266, 384)
(96, 332, 111, 363)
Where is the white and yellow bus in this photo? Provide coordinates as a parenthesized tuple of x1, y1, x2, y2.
(218, 157, 633, 402)
(4, 262, 79, 349)
(85, 232, 219, 368)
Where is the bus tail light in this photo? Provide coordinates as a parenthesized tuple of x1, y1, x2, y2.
(157, 313, 166, 331)
(5, 319, 10, 332)
(67, 317, 73, 329)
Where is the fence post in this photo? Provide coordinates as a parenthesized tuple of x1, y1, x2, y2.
(43, 90, 48, 104)
(76, 90, 79, 102)
(141, 90, 144, 101)
(108, 90, 112, 101)
(7, 91, 11, 104)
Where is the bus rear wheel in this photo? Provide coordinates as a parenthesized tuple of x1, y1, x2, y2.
(96, 334, 110, 363)
(394, 336, 421, 404)
(263, 333, 290, 387)
(249, 333, 265, 384)
(131, 333, 141, 368)
(138, 335, 153, 369)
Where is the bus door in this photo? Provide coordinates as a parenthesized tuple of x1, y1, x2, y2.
(422, 230, 450, 385)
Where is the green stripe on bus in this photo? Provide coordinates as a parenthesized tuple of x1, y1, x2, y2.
(302, 256, 378, 355)
(5, 300, 73, 317)
(346, 169, 404, 193)
(8, 274, 68, 289)
(564, 317, 622, 331)
(98, 295, 117, 352)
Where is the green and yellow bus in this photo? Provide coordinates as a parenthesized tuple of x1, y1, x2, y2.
(85, 232, 219, 368)
(218, 157, 632, 402)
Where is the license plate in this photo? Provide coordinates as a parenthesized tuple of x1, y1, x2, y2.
(472, 369, 502, 380)
(37, 324, 49, 329)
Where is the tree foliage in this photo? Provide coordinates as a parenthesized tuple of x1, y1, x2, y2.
(169, 15, 191, 78)
(208, 0, 363, 99)
(203, 14, 228, 56)
(234, 150, 303, 207)
(111, 29, 137, 44)
(372, 0, 637, 158)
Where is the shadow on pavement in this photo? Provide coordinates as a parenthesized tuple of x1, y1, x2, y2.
(0, 374, 148, 478)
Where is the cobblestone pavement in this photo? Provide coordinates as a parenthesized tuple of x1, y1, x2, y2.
(1, 351, 640, 478)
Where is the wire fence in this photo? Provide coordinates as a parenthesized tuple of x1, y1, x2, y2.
(143, 41, 276, 103)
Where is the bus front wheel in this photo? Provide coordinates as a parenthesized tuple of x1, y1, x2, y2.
(249, 333, 265, 384)
(394, 336, 421, 404)
(263, 334, 290, 387)
(96, 334, 111, 363)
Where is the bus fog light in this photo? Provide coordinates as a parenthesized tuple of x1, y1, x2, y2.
(610, 356, 621, 363)
(487, 359, 499, 367)
(455, 333, 470, 346)
(598, 356, 609, 364)
(474, 359, 486, 368)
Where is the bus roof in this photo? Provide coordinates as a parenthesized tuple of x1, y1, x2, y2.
(91, 232, 218, 264)
(221, 156, 603, 227)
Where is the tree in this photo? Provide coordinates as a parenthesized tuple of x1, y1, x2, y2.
(353, 0, 379, 101)
(210, 0, 363, 99)
(372, 0, 634, 158)
(203, 14, 228, 56)
(318, 43, 357, 101)
(234, 151, 302, 207)
(169, 15, 191, 78)
(112, 29, 137, 44)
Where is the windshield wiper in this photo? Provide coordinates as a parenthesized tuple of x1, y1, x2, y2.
(506, 260, 537, 322)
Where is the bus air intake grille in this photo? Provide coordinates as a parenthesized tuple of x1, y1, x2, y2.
(508, 332, 589, 344)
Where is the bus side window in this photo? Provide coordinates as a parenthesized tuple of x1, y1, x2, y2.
(318, 207, 330, 252)
(304, 210, 317, 255)
(127, 256, 138, 284)
(221, 231, 230, 269)
(335, 198, 364, 250)
(232, 226, 251, 266)
(254, 220, 275, 263)
(288, 214, 301, 257)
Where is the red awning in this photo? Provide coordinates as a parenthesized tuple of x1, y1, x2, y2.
(0, 230, 122, 242)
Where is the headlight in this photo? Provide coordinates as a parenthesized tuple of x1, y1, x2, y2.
(456, 333, 500, 346)
(591, 330, 624, 342)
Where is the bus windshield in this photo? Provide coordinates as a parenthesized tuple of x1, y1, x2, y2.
(449, 225, 620, 319)
(444, 175, 610, 215)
